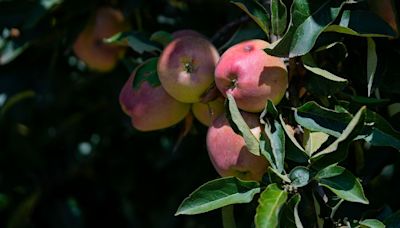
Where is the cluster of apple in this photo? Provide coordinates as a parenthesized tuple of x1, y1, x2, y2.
(119, 30, 288, 181)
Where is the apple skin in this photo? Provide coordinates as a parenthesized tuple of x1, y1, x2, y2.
(172, 29, 205, 39)
(157, 36, 220, 103)
(192, 96, 225, 126)
(214, 39, 288, 112)
(73, 7, 129, 72)
(119, 61, 191, 131)
(206, 111, 268, 181)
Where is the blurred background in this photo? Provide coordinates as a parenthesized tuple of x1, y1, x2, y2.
(0, 0, 260, 227)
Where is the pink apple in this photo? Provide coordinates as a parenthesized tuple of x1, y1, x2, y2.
(206, 111, 268, 181)
(73, 7, 130, 72)
(157, 36, 220, 103)
(192, 96, 225, 126)
(119, 59, 191, 131)
(214, 39, 288, 112)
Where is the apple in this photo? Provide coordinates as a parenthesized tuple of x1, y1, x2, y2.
(73, 6, 130, 72)
(214, 39, 288, 112)
(119, 58, 191, 131)
(157, 36, 220, 103)
(192, 96, 225, 126)
(172, 29, 205, 39)
(206, 111, 268, 181)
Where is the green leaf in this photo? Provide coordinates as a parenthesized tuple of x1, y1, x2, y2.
(289, 166, 310, 188)
(280, 116, 308, 163)
(363, 110, 400, 150)
(325, 10, 397, 38)
(295, 101, 352, 137)
(255, 183, 288, 228)
(231, 0, 270, 35)
(260, 117, 285, 173)
(366, 37, 377, 97)
(270, 0, 287, 36)
(314, 163, 343, 179)
(266, 0, 347, 57)
(268, 166, 291, 183)
(303, 130, 330, 156)
(104, 31, 162, 54)
(281, 194, 303, 228)
(317, 166, 369, 204)
(311, 107, 366, 165)
(175, 177, 260, 215)
(359, 219, 385, 228)
(218, 25, 267, 52)
(302, 53, 348, 83)
(132, 58, 161, 90)
(383, 210, 400, 228)
(149, 30, 173, 47)
(0, 40, 29, 65)
(226, 93, 260, 156)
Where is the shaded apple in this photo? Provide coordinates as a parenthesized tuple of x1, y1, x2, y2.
(368, 0, 398, 35)
(157, 36, 220, 103)
(214, 39, 288, 112)
(192, 96, 225, 126)
(73, 6, 130, 72)
(206, 111, 268, 181)
(119, 58, 191, 131)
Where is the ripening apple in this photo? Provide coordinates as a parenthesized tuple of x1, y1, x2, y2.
(214, 39, 288, 112)
(192, 96, 225, 126)
(157, 36, 220, 103)
(206, 111, 268, 181)
(119, 59, 191, 131)
(73, 6, 130, 72)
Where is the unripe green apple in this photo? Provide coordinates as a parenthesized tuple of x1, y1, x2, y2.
(73, 7, 129, 72)
(192, 96, 225, 126)
(157, 36, 220, 103)
(119, 59, 191, 131)
(214, 39, 288, 112)
(206, 111, 268, 181)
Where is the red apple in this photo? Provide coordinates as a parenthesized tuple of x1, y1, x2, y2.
(214, 39, 288, 112)
(157, 36, 220, 103)
(192, 96, 225, 126)
(206, 111, 268, 181)
(119, 58, 191, 131)
(73, 6, 130, 72)
(368, 0, 398, 36)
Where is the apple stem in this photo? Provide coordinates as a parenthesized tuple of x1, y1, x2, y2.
(222, 205, 237, 228)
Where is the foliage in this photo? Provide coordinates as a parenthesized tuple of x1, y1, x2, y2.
(1, 0, 400, 227)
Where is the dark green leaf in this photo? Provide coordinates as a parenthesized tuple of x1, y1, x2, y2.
(268, 166, 291, 183)
(261, 118, 285, 173)
(311, 107, 366, 165)
(317, 166, 369, 204)
(227, 93, 260, 156)
(383, 210, 400, 228)
(104, 31, 162, 54)
(255, 183, 288, 228)
(280, 116, 309, 163)
(363, 110, 400, 150)
(302, 53, 347, 83)
(270, 0, 287, 36)
(359, 219, 385, 228)
(175, 177, 260, 215)
(281, 194, 303, 228)
(266, 0, 347, 57)
(325, 10, 397, 38)
(314, 163, 343, 179)
(289, 166, 310, 188)
(0, 40, 29, 65)
(218, 25, 267, 52)
(150, 30, 173, 47)
(231, 0, 270, 34)
(295, 101, 352, 137)
(132, 58, 161, 90)
(366, 37, 377, 97)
